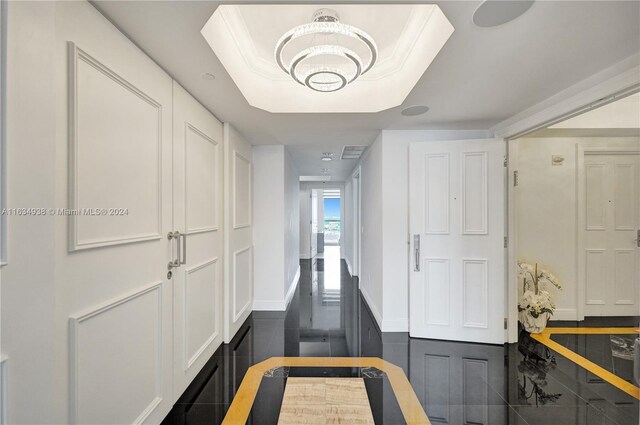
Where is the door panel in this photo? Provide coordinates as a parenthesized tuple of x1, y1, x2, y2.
(61, 36, 173, 424)
(172, 82, 224, 397)
(409, 139, 505, 344)
(224, 125, 253, 342)
(583, 153, 639, 316)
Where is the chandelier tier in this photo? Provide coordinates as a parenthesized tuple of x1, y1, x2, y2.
(274, 9, 378, 92)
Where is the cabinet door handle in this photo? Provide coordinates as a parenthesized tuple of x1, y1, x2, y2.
(167, 231, 180, 269)
(180, 232, 187, 265)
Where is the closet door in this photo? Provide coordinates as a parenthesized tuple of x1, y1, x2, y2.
(171, 82, 224, 397)
(59, 3, 174, 423)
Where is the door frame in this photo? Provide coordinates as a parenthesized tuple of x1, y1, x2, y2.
(502, 80, 640, 342)
(576, 146, 640, 320)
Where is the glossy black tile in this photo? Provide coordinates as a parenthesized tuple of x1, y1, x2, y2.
(163, 251, 638, 425)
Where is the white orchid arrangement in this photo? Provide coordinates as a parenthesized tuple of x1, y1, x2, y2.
(518, 261, 562, 319)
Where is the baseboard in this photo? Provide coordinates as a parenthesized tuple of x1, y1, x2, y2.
(359, 286, 383, 331)
(252, 300, 286, 311)
(285, 266, 300, 308)
(381, 318, 409, 332)
(253, 266, 300, 312)
(344, 258, 353, 276)
(552, 308, 578, 321)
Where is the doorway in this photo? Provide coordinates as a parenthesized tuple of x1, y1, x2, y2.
(322, 189, 341, 247)
(509, 92, 639, 402)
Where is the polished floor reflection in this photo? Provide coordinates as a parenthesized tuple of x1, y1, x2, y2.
(161, 249, 639, 425)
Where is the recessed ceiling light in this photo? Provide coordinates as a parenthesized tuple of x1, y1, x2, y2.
(201, 72, 216, 80)
(473, 1, 534, 28)
(321, 157, 332, 161)
(401, 105, 430, 116)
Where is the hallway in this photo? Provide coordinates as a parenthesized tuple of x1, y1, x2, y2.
(162, 252, 639, 425)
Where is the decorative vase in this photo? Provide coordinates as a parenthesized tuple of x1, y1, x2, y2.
(519, 309, 550, 334)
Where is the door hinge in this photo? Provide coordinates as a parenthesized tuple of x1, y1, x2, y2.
(504, 236, 508, 248)
(513, 170, 519, 187)
(504, 318, 508, 329)
(503, 156, 508, 167)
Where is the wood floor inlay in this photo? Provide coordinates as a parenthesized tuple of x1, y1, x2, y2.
(278, 378, 375, 425)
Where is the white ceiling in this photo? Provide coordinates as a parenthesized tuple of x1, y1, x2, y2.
(201, 4, 453, 112)
(92, 1, 640, 180)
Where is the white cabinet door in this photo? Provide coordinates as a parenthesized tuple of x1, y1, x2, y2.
(61, 39, 174, 425)
(171, 82, 224, 397)
(224, 123, 253, 342)
(583, 153, 640, 316)
(409, 139, 505, 344)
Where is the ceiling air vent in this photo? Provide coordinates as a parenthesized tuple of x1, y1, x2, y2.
(340, 145, 367, 160)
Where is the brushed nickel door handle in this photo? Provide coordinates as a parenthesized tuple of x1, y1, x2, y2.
(180, 232, 187, 265)
(167, 231, 180, 269)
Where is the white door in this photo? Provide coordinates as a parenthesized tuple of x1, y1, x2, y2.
(171, 82, 224, 396)
(311, 190, 318, 258)
(409, 139, 506, 344)
(62, 41, 174, 424)
(583, 152, 639, 316)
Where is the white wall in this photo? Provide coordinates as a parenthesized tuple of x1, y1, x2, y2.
(224, 123, 253, 342)
(515, 136, 640, 320)
(299, 186, 311, 259)
(356, 129, 493, 332)
(283, 148, 300, 302)
(358, 133, 384, 327)
(253, 145, 285, 309)
(2, 2, 57, 422)
(343, 178, 354, 273)
(252, 145, 300, 310)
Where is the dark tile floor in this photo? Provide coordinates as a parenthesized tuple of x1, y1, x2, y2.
(161, 251, 639, 425)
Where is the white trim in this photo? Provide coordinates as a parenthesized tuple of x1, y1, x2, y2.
(381, 318, 409, 332)
(344, 257, 353, 276)
(69, 281, 163, 425)
(506, 141, 518, 343)
(0, 354, 7, 425)
(67, 42, 163, 251)
(359, 285, 383, 331)
(493, 57, 640, 140)
(232, 246, 252, 322)
(184, 258, 220, 370)
(232, 150, 252, 229)
(285, 266, 300, 308)
(184, 122, 220, 234)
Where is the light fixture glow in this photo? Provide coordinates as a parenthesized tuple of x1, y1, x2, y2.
(274, 8, 378, 92)
(321, 157, 332, 161)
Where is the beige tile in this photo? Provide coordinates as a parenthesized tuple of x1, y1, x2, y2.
(282, 378, 326, 405)
(326, 404, 375, 425)
(278, 404, 326, 425)
(324, 378, 370, 406)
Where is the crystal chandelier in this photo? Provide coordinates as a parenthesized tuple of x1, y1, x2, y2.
(274, 9, 378, 92)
